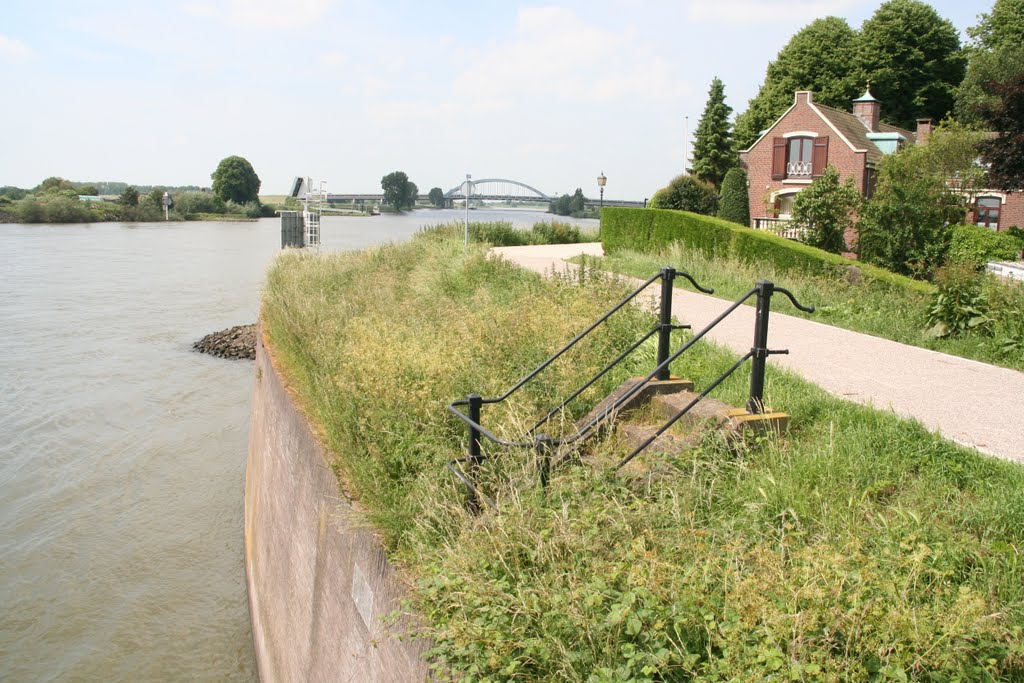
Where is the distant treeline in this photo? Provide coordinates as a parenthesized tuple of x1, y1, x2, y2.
(0, 177, 273, 224)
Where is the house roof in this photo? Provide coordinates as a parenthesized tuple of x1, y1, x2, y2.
(812, 102, 916, 166)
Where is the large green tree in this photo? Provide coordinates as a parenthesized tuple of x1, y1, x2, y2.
(952, 2, 1024, 189)
(854, 0, 966, 130)
(977, 72, 1024, 190)
(428, 187, 445, 208)
(691, 77, 738, 187)
(968, 0, 1024, 50)
(733, 17, 859, 149)
(211, 156, 261, 204)
(381, 171, 417, 211)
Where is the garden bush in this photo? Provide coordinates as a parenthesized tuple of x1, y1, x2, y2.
(649, 174, 718, 215)
(716, 167, 749, 226)
(947, 224, 1024, 268)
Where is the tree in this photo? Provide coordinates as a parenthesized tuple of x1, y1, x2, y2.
(211, 156, 261, 204)
(977, 72, 1024, 190)
(380, 171, 411, 210)
(790, 166, 860, 253)
(956, 0, 1024, 186)
(691, 78, 738, 187)
(956, 45, 1024, 125)
(967, 0, 1024, 51)
(733, 18, 859, 149)
(854, 0, 966, 130)
(717, 167, 750, 226)
(119, 186, 139, 207)
(428, 187, 445, 208)
(405, 181, 419, 209)
(858, 147, 967, 278)
(569, 188, 586, 214)
(549, 194, 573, 216)
(649, 175, 718, 215)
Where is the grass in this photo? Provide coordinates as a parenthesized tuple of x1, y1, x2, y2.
(422, 220, 597, 247)
(262, 232, 1024, 681)
(576, 244, 1024, 373)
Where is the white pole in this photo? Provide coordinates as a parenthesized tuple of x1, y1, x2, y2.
(464, 173, 471, 247)
(684, 115, 689, 174)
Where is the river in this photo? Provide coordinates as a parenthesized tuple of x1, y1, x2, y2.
(0, 209, 596, 681)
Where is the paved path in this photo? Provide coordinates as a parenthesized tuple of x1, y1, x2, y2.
(492, 243, 1024, 464)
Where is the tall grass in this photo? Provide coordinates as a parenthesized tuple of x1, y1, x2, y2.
(262, 232, 1024, 680)
(421, 220, 595, 247)
(585, 244, 1024, 372)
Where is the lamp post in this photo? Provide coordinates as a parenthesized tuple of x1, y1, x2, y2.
(597, 171, 607, 238)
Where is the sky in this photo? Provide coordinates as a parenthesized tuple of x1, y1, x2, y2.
(0, 0, 991, 200)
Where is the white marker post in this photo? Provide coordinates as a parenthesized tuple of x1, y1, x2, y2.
(464, 173, 472, 248)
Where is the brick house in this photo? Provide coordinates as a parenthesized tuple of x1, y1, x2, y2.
(739, 89, 1024, 244)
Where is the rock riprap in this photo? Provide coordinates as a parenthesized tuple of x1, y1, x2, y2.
(193, 324, 256, 360)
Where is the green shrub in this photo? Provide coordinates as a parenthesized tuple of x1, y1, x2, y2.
(650, 174, 718, 215)
(789, 166, 860, 254)
(926, 263, 991, 337)
(716, 167, 749, 226)
(421, 221, 590, 247)
(947, 224, 1024, 268)
(173, 191, 227, 216)
(530, 220, 582, 244)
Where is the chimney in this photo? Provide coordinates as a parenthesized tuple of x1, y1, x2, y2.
(852, 87, 880, 133)
(915, 118, 933, 145)
(795, 91, 813, 106)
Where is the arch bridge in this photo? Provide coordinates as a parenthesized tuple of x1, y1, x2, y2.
(445, 178, 552, 202)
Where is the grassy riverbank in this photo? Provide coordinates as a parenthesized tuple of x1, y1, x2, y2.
(579, 245, 1024, 373)
(262, 232, 1024, 680)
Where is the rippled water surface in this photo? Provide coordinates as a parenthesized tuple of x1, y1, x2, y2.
(0, 210, 591, 681)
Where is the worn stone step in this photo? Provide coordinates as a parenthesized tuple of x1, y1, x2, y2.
(574, 377, 694, 434)
(651, 390, 790, 436)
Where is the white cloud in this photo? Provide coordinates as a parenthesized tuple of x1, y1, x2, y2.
(229, 0, 330, 28)
(686, 0, 858, 23)
(180, 0, 331, 29)
(180, 2, 217, 18)
(0, 35, 31, 60)
(450, 6, 689, 109)
(320, 50, 348, 66)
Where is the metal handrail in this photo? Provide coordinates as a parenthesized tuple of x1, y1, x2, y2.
(454, 271, 664, 409)
(446, 270, 814, 509)
(445, 267, 713, 507)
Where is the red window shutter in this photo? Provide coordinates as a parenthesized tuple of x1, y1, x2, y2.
(812, 136, 829, 177)
(771, 138, 786, 180)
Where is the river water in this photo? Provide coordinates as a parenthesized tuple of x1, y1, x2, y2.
(0, 209, 596, 681)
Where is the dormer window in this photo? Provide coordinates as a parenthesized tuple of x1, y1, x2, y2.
(772, 136, 829, 180)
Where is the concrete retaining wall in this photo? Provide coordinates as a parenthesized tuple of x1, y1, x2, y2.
(245, 330, 431, 682)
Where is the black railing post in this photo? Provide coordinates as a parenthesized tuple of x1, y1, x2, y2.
(656, 267, 676, 381)
(535, 433, 552, 491)
(747, 280, 774, 414)
(467, 394, 483, 465)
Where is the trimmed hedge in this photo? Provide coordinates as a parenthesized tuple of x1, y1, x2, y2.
(602, 207, 933, 294)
